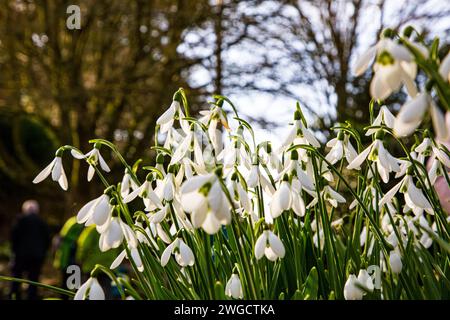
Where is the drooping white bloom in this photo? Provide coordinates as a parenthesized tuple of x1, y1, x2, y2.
(160, 238, 195, 267)
(394, 92, 448, 139)
(308, 184, 346, 209)
(74, 277, 105, 300)
(71, 146, 111, 182)
(343, 270, 374, 300)
(325, 133, 358, 165)
(33, 155, 68, 190)
(77, 194, 113, 232)
(198, 104, 229, 154)
(379, 174, 433, 216)
(254, 230, 285, 261)
(389, 250, 403, 274)
(123, 175, 162, 210)
(343, 274, 364, 300)
(170, 126, 205, 169)
(415, 139, 450, 184)
(225, 274, 243, 299)
(322, 185, 346, 208)
(218, 141, 251, 170)
(270, 180, 292, 218)
(280, 118, 320, 154)
(157, 99, 189, 134)
(98, 217, 124, 252)
(120, 169, 138, 198)
(366, 106, 395, 136)
(111, 245, 144, 272)
(347, 137, 400, 183)
(354, 38, 416, 100)
(227, 176, 252, 215)
(439, 50, 450, 82)
(181, 174, 231, 234)
(247, 164, 275, 194)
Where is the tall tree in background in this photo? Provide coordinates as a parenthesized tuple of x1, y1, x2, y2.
(214, 0, 450, 132)
(0, 0, 214, 216)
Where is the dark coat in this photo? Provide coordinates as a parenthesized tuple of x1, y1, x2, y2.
(11, 214, 50, 261)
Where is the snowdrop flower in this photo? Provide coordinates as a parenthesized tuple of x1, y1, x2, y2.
(111, 245, 144, 272)
(180, 173, 231, 234)
(255, 230, 285, 261)
(394, 92, 448, 139)
(389, 250, 403, 274)
(198, 104, 229, 154)
(218, 141, 251, 170)
(277, 150, 315, 194)
(227, 175, 252, 215)
(98, 217, 138, 252)
(161, 238, 195, 267)
(354, 37, 416, 100)
(347, 134, 400, 183)
(270, 176, 306, 218)
(280, 105, 320, 153)
(74, 277, 105, 300)
(247, 163, 275, 194)
(98, 217, 124, 252)
(120, 169, 138, 198)
(225, 274, 243, 299)
(123, 174, 162, 210)
(343, 269, 374, 300)
(308, 185, 346, 209)
(379, 173, 433, 216)
(157, 98, 189, 134)
(170, 126, 205, 169)
(343, 275, 364, 300)
(260, 142, 282, 172)
(366, 106, 395, 136)
(325, 131, 358, 165)
(77, 194, 114, 232)
(270, 178, 291, 218)
(416, 139, 450, 184)
(439, 50, 450, 82)
(71, 145, 111, 182)
(33, 153, 68, 190)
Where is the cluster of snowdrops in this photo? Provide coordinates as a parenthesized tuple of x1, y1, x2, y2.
(33, 27, 450, 300)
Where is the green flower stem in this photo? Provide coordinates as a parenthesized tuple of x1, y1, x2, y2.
(0, 275, 75, 297)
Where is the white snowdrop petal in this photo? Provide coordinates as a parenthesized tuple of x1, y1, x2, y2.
(77, 197, 100, 224)
(347, 144, 372, 170)
(98, 154, 111, 172)
(268, 231, 285, 258)
(51, 157, 62, 181)
(202, 212, 221, 234)
(161, 243, 174, 267)
(354, 46, 377, 76)
(88, 278, 105, 300)
(179, 240, 195, 266)
(110, 250, 127, 269)
(255, 232, 268, 260)
(74, 278, 93, 300)
(32, 159, 56, 184)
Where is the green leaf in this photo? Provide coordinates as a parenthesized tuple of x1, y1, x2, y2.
(302, 267, 319, 300)
(291, 289, 304, 300)
(431, 37, 439, 61)
(214, 281, 226, 300)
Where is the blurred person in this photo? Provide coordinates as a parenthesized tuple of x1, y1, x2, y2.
(9, 200, 50, 300)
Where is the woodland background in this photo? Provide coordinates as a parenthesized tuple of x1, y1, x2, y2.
(0, 0, 449, 245)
